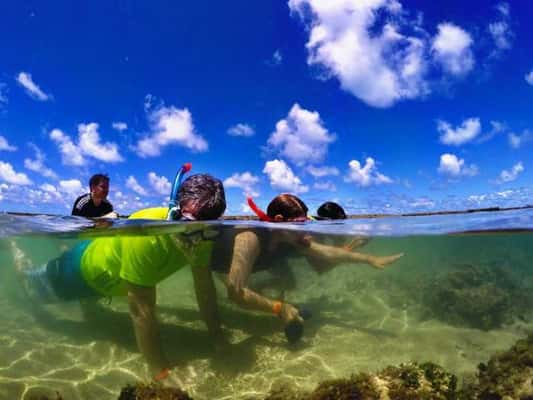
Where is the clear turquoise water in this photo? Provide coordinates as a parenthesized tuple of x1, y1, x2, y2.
(1, 210, 532, 399)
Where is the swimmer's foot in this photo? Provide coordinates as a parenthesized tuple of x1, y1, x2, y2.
(369, 253, 404, 269)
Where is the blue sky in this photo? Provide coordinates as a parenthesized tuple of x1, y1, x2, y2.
(0, 0, 532, 216)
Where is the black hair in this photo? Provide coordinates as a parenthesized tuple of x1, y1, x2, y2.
(267, 194, 308, 220)
(89, 174, 109, 188)
(316, 201, 347, 220)
(178, 174, 226, 220)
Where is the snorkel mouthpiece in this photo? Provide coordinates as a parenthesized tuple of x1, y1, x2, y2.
(247, 196, 273, 222)
(168, 162, 192, 220)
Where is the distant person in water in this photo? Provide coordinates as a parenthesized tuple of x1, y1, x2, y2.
(316, 201, 347, 220)
(207, 194, 403, 343)
(13, 173, 226, 382)
(72, 173, 117, 218)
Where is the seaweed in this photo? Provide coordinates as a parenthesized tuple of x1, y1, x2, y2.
(460, 333, 533, 399)
(422, 263, 532, 330)
(117, 383, 193, 400)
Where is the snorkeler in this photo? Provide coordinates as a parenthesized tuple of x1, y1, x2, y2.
(12, 167, 226, 382)
(315, 201, 347, 220)
(207, 193, 403, 343)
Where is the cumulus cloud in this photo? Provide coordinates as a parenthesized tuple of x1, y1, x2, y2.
(50, 129, 86, 166)
(508, 130, 533, 149)
(306, 165, 339, 177)
(432, 23, 474, 76)
(0, 135, 17, 151)
(268, 103, 335, 166)
(16, 72, 51, 101)
(345, 157, 392, 187)
(50, 124, 123, 165)
(314, 181, 336, 191)
(438, 153, 478, 177)
(488, 2, 512, 56)
(438, 118, 481, 146)
(136, 106, 207, 157)
(494, 162, 523, 184)
(24, 144, 57, 179)
(126, 175, 148, 196)
(223, 172, 260, 196)
(227, 123, 255, 137)
(78, 123, 123, 162)
(112, 122, 128, 131)
(148, 172, 171, 196)
(289, 0, 435, 108)
(58, 179, 83, 195)
(0, 83, 7, 106)
(525, 70, 533, 86)
(0, 161, 32, 185)
(263, 159, 308, 193)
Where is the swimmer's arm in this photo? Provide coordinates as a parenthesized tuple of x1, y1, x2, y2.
(191, 263, 223, 340)
(301, 240, 404, 271)
(126, 282, 169, 374)
(225, 231, 301, 324)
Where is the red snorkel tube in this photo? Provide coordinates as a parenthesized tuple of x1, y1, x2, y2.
(247, 196, 273, 222)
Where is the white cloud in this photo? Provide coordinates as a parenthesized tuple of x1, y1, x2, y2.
(345, 157, 392, 187)
(289, 0, 433, 107)
(271, 50, 283, 65)
(223, 172, 260, 196)
(495, 162, 523, 183)
(126, 175, 148, 196)
(306, 165, 339, 177)
(508, 130, 533, 149)
(40, 183, 57, 193)
(0, 161, 32, 185)
(314, 181, 336, 191)
(58, 179, 83, 195)
(24, 144, 57, 179)
(525, 70, 533, 86)
(78, 123, 123, 163)
(50, 124, 123, 165)
(438, 118, 481, 146)
(50, 128, 86, 166)
(0, 83, 7, 106)
(432, 23, 474, 76)
(0, 135, 17, 151)
(148, 172, 171, 196)
(112, 122, 128, 131)
(136, 106, 207, 157)
(227, 123, 255, 137)
(263, 159, 308, 193)
(268, 103, 335, 166)
(16, 72, 51, 101)
(488, 2, 512, 55)
(438, 153, 478, 177)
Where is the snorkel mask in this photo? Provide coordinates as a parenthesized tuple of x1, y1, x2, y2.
(167, 162, 192, 220)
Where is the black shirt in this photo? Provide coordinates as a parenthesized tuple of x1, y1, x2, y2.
(71, 193, 113, 218)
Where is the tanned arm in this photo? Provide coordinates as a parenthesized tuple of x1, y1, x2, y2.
(225, 231, 301, 324)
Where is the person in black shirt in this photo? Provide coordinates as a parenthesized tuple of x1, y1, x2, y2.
(72, 174, 117, 218)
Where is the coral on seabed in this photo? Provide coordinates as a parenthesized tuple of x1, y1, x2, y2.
(460, 333, 533, 399)
(422, 263, 531, 330)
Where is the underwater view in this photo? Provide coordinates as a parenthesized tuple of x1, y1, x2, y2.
(1, 209, 533, 399)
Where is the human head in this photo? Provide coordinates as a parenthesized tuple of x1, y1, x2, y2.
(178, 174, 226, 220)
(89, 174, 110, 200)
(316, 201, 347, 220)
(266, 194, 308, 222)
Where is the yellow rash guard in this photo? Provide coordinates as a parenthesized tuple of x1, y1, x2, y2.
(79, 207, 214, 297)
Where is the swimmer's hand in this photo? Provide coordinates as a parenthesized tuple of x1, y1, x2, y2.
(369, 253, 404, 269)
(101, 211, 119, 219)
(154, 368, 185, 388)
(280, 303, 304, 325)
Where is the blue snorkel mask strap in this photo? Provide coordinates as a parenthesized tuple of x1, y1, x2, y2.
(167, 162, 192, 220)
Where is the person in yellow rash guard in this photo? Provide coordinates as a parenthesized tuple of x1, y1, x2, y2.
(13, 174, 226, 380)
